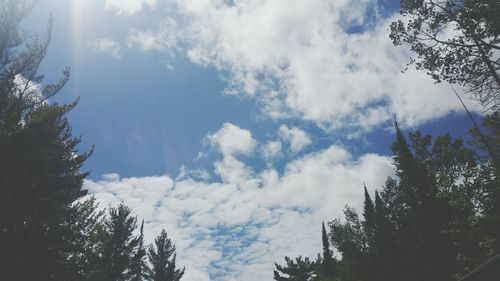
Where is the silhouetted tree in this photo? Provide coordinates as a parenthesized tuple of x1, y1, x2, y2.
(63, 197, 105, 280)
(94, 204, 139, 281)
(129, 220, 148, 281)
(330, 207, 366, 281)
(273, 256, 318, 281)
(146, 229, 185, 281)
(321, 222, 337, 280)
(0, 1, 91, 279)
(391, 123, 455, 281)
(362, 185, 375, 250)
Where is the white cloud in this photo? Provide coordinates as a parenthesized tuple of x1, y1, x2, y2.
(88, 38, 122, 59)
(207, 123, 256, 157)
(105, 0, 156, 15)
(13, 74, 44, 105)
(278, 125, 312, 153)
(261, 141, 282, 160)
(85, 141, 394, 281)
(130, 0, 479, 132)
(127, 19, 179, 54)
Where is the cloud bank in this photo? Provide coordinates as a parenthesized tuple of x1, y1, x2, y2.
(85, 123, 394, 281)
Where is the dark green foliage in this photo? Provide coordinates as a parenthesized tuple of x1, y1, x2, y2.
(63, 197, 105, 280)
(0, 1, 92, 279)
(321, 222, 337, 280)
(278, 119, 500, 281)
(362, 185, 375, 251)
(146, 229, 185, 281)
(391, 124, 456, 281)
(94, 204, 140, 281)
(273, 256, 318, 281)
(373, 191, 399, 281)
(330, 207, 366, 281)
(390, 0, 500, 110)
(129, 220, 148, 281)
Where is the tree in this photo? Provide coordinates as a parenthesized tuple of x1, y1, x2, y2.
(129, 220, 148, 281)
(321, 222, 337, 280)
(94, 204, 140, 281)
(391, 124, 455, 281)
(146, 229, 185, 281)
(0, 1, 91, 279)
(372, 191, 400, 281)
(273, 256, 318, 281)
(470, 113, 500, 261)
(390, 0, 500, 110)
(362, 185, 375, 250)
(63, 197, 105, 280)
(329, 207, 367, 281)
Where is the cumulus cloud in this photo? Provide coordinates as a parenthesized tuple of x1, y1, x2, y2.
(124, 0, 479, 132)
(278, 125, 312, 153)
(105, 0, 156, 15)
(207, 123, 256, 157)
(88, 38, 122, 59)
(261, 141, 282, 160)
(85, 142, 394, 280)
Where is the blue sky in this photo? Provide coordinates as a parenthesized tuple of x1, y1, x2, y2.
(25, 0, 479, 280)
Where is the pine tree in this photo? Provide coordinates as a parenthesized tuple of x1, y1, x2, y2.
(129, 220, 148, 281)
(273, 256, 317, 281)
(372, 191, 399, 281)
(94, 204, 139, 281)
(391, 124, 455, 281)
(146, 229, 185, 281)
(362, 185, 375, 249)
(329, 207, 366, 281)
(63, 197, 105, 280)
(0, 1, 91, 279)
(321, 222, 337, 280)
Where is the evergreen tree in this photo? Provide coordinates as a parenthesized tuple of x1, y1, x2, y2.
(391, 124, 455, 281)
(273, 256, 318, 281)
(321, 222, 336, 280)
(362, 185, 375, 250)
(94, 204, 139, 281)
(146, 229, 185, 281)
(63, 197, 105, 280)
(329, 207, 366, 281)
(0, 1, 91, 279)
(372, 191, 399, 281)
(129, 220, 148, 281)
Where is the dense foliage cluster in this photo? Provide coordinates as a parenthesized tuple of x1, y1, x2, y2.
(0, 2, 184, 280)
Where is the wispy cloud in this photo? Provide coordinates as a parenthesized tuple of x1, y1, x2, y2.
(105, 0, 156, 15)
(127, 19, 179, 54)
(88, 38, 122, 59)
(120, 0, 478, 132)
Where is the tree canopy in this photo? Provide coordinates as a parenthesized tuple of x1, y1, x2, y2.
(390, 0, 500, 110)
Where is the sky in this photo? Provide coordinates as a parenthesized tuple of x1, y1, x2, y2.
(24, 0, 482, 280)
